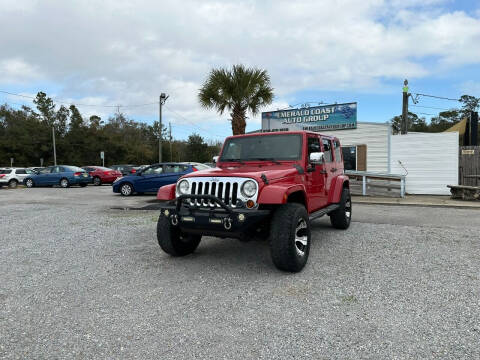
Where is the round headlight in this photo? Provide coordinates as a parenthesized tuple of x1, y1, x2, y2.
(177, 179, 190, 195)
(241, 180, 257, 198)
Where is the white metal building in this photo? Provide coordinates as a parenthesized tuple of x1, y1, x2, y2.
(390, 132, 458, 195)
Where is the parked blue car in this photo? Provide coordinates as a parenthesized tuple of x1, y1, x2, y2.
(24, 165, 92, 188)
(112, 163, 196, 196)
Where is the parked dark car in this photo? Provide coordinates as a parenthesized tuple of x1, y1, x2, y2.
(83, 166, 123, 186)
(23, 165, 92, 188)
(112, 163, 195, 196)
(109, 164, 138, 176)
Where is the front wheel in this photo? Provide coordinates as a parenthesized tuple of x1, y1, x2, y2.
(120, 183, 133, 196)
(330, 188, 352, 229)
(157, 214, 202, 256)
(269, 203, 311, 272)
(25, 179, 34, 188)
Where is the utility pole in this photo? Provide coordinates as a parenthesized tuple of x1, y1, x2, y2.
(169, 122, 173, 162)
(401, 79, 409, 135)
(159, 93, 169, 163)
(52, 126, 57, 165)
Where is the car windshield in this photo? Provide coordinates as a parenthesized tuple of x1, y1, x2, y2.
(220, 134, 303, 161)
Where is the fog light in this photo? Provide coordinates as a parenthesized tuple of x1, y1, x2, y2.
(164, 209, 170, 216)
(238, 214, 245, 222)
(246, 200, 255, 208)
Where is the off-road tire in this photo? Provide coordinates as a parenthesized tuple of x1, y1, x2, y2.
(157, 214, 202, 256)
(269, 203, 311, 272)
(8, 179, 18, 189)
(330, 188, 352, 229)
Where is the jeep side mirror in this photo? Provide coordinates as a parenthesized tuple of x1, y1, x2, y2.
(213, 156, 219, 163)
(309, 152, 325, 164)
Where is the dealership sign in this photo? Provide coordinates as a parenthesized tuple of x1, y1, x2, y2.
(261, 102, 357, 132)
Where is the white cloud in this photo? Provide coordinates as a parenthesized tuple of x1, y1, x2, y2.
(0, 0, 479, 135)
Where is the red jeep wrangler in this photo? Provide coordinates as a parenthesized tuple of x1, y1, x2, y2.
(156, 131, 351, 272)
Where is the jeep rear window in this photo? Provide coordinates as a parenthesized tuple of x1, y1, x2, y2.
(220, 134, 302, 161)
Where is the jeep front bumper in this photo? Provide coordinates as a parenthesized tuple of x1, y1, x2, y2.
(159, 194, 270, 239)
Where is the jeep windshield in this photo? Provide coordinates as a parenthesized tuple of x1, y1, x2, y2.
(220, 134, 302, 162)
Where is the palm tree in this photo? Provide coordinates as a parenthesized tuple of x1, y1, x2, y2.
(199, 65, 274, 135)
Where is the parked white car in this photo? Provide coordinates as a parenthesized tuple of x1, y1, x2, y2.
(0, 168, 35, 188)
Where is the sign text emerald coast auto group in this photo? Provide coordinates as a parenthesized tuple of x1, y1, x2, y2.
(262, 102, 357, 132)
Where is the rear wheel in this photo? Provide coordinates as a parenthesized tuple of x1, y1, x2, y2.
(25, 178, 34, 188)
(60, 178, 70, 188)
(157, 214, 202, 256)
(8, 179, 18, 189)
(269, 203, 311, 272)
(330, 188, 352, 229)
(93, 176, 101, 186)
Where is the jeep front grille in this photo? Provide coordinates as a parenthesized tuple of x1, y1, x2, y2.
(178, 177, 259, 208)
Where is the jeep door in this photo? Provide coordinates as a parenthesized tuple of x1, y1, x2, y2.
(306, 134, 327, 211)
(321, 138, 336, 196)
(332, 139, 344, 176)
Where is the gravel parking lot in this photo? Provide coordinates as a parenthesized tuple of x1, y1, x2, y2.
(1, 186, 479, 359)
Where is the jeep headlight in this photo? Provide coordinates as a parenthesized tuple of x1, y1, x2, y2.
(241, 180, 257, 198)
(177, 179, 190, 195)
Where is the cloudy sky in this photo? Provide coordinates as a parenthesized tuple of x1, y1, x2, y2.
(1, 0, 480, 140)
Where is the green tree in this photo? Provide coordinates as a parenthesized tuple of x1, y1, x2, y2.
(390, 112, 428, 134)
(199, 64, 274, 135)
(185, 133, 209, 162)
(33, 91, 56, 126)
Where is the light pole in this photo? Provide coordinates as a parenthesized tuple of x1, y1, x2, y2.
(52, 126, 57, 165)
(159, 93, 169, 163)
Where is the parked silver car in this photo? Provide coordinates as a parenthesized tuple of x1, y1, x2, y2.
(0, 168, 35, 188)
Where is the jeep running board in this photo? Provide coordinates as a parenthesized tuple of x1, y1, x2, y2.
(309, 204, 339, 221)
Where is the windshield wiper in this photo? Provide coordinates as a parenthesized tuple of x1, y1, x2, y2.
(249, 158, 281, 165)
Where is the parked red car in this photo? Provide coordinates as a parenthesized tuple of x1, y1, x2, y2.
(82, 166, 122, 186)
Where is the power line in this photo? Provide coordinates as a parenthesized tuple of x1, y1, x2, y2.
(411, 104, 451, 111)
(412, 111, 436, 116)
(0, 90, 159, 108)
(163, 105, 229, 139)
(412, 92, 460, 102)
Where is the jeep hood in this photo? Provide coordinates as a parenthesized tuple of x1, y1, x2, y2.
(183, 164, 301, 183)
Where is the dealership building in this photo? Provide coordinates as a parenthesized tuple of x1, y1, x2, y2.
(261, 103, 458, 195)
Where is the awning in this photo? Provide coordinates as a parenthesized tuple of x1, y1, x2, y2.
(444, 118, 467, 136)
